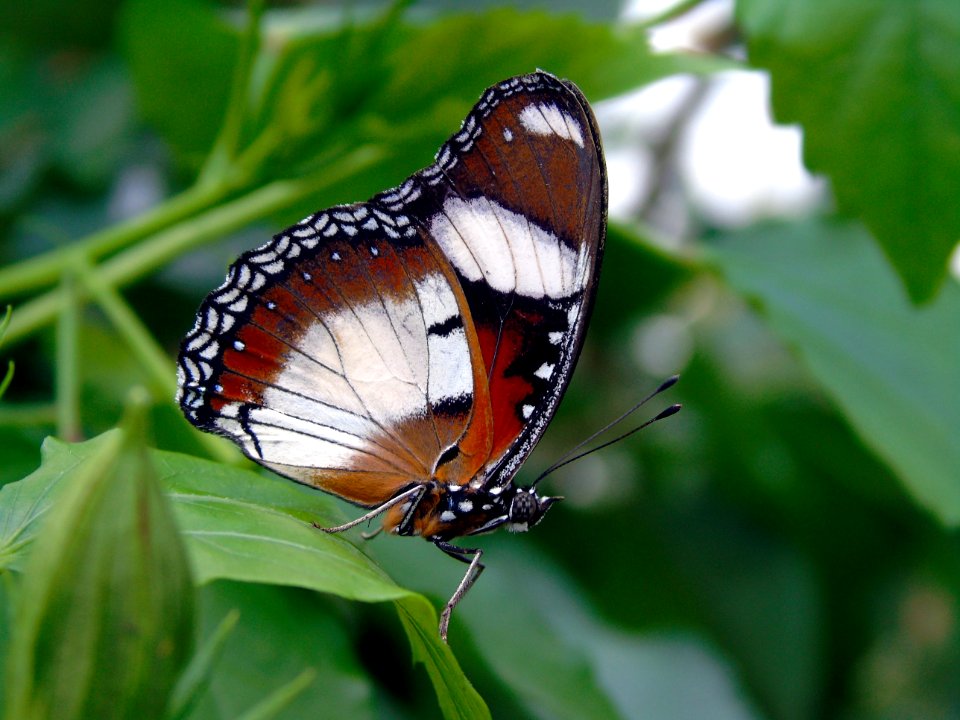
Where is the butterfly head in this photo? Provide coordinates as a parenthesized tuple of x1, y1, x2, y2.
(504, 486, 561, 533)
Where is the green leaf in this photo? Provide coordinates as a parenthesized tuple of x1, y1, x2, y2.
(166, 609, 240, 720)
(737, 0, 960, 302)
(121, 0, 730, 184)
(373, 8, 732, 120)
(0, 438, 488, 720)
(119, 0, 239, 161)
(187, 583, 372, 720)
(652, 502, 823, 720)
(706, 219, 960, 524)
(234, 668, 316, 720)
(374, 537, 762, 720)
(395, 596, 491, 720)
(155, 451, 490, 720)
(3, 410, 194, 720)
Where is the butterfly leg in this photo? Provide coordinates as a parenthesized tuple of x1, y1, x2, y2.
(316, 484, 425, 534)
(434, 540, 485, 642)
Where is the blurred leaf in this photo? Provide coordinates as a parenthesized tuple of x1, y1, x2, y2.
(590, 223, 695, 339)
(234, 668, 316, 720)
(374, 536, 761, 720)
(738, 0, 960, 302)
(3, 408, 194, 720)
(0, 46, 133, 208)
(0, 44, 46, 211)
(372, 8, 734, 120)
(167, 608, 239, 720)
(0, 306, 12, 400)
(0, 437, 487, 720)
(188, 583, 370, 720)
(120, 0, 731, 183)
(0, 0, 122, 49)
(119, 0, 239, 161)
(655, 500, 823, 720)
(0, 576, 11, 712)
(47, 58, 134, 189)
(587, 633, 763, 720)
(707, 219, 960, 524)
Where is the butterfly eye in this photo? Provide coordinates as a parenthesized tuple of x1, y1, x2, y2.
(508, 490, 553, 526)
(508, 490, 539, 524)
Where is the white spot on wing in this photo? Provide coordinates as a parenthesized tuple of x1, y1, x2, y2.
(519, 103, 585, 147)
(276, 294, 432, 425)
(414, 274, 459, 329)
(212, 403, 414, 474)
(534, 362, 555, 380)
(427, 328, 472, 406)
(430, 197, 582, 299)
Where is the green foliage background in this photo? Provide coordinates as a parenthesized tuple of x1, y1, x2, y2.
(0, 1, 958, 718)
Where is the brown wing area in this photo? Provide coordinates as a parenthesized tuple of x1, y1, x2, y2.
(443, 87, 602, 252)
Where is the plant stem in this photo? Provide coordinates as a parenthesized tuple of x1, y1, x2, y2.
(197, 0, 265, 187)
(55, 268, 82, 442)
(636, 0, 707, 29)
(3, 144, 385, 348)
(75, 259, 242, 464)
(0, 181, 231, 299)
(0, 403, 57, 426)
(0, 306, 12, 399)
(75, 262, 176, 402)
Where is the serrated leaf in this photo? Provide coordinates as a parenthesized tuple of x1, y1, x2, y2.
(707, 219, 960, 524)
(738, 0, 960, 302)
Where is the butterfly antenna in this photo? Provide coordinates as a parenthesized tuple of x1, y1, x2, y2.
(531, 375, 681, 487)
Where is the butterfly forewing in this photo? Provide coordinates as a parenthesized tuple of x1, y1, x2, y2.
(390, 73, 607, 487)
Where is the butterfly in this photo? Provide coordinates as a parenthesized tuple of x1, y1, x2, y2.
(177, 70, 607, 641)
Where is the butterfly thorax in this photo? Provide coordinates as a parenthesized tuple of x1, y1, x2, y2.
(385, 482, 560, 541)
